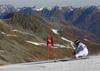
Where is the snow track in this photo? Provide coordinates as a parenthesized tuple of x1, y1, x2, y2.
(0, 56, 100, 71)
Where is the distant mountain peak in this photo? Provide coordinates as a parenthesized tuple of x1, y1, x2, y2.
(46, 7, 52, 11)
(97, 5, 100, 9)
(0, 4, 19, 12)
(32, 6, 43, 11)
(0, 4, 19, 18)
(53, 6, 62, 10)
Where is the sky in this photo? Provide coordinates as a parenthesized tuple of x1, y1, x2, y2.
(0, 0, 100, 8)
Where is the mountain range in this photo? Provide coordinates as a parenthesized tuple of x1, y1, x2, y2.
(0, 4, 100, 65)
(1, 4, 100, 37)
(19, 5, 100, 37)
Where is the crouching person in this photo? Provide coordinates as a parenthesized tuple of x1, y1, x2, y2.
(73, 40, 88, 59)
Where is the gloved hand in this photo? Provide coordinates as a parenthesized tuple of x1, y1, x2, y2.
(73, 51, 76, 55)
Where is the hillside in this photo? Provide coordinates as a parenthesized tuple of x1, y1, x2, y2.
(0, 5, 100, 36)
(0, 20, 74, 65)
(4, 12, 100, 43)
(28, 12, 100, 43)
(0, 13, 74, 65)
(4, 12, 100, 54)
(57, 30, 100, 55)
(44, 17, 100, 43)
(0, 12, 100, 65)
(19, 6, 100, 36)
(66, 6, 100, 36)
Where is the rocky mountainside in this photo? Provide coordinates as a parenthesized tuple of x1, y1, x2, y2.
(30, 13, 100, 43)
(0, 12, 75, 65)
(0, 5, 100, 65)
(1, 5, 100, 36)
(19, 6, 75, 19)
(66, 6, 100, 36)
(18, 5, 100, 36)
(41, 6, 100, 36)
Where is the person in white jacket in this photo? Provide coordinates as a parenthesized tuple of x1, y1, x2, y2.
(73, 40, 88, 58)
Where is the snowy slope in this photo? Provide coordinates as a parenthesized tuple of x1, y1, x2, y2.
(0, 56, 100, 71)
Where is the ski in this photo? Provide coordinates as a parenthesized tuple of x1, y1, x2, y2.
(54, 56, 89, 62)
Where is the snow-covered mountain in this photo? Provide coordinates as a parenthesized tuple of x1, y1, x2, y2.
(97, 5, 100, 9)
(0, 4, 19, 18)
(0, 4, 18, 13)
(19, 6, 43, 11)
(32, 6, 43, 11)
(18, 5, 75, 12)
(0, 4, 99, 18)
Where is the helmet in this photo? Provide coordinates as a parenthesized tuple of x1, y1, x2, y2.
(75, 40, 80, 46)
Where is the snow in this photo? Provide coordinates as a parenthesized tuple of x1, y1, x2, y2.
(68, 6, 73, 11)
(26, 41, 66, 48)
(54, 44, 65, 48)
(61, 37, 75, 49)
(1, 9, 5, 13)
(51, 29, 59, 34)
(32, 6, 43, 11)
(0, 4, 19, 13)
(12, 29, 18, 32)
(0, 56, 100, 71)
(26, 41, 46, 46)
(83, 38, 88, 41)
(1, 32, 17, 37)
(61, 37, 74, 45)
(12, 29, 71, 48)
(24, 29, 73, 49)
(97, 6, 100, 9)
(1, 32, 6, 35)
(46, 7, 52, 11)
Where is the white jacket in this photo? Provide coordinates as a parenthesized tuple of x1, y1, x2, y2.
(75, 43, 87, 52)
(75, 43, 88, 57)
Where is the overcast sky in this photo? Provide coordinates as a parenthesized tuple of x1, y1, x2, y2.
(0, 0, 100, 8)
